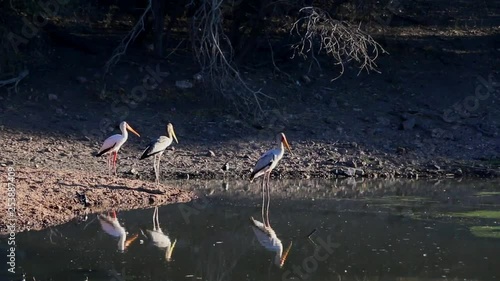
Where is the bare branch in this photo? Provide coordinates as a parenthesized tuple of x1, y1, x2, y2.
(290, 6, 387, 81)
(0, 69, 29, 93)
(103, 0, 152, 75)
(191, 0, 271, 116)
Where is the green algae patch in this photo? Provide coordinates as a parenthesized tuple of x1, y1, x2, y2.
(470, 226, 500, 239)
(475, 191, 500, 197)
(452, 210, 500, 219)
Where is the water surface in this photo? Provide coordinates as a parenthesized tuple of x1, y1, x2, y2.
(2, 178, 500, 281)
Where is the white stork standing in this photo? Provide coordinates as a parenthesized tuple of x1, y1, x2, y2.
(250, 133, 292, 223)
(140, 206, 177, 262)
(97, 211, 138, 252)
(96, 121, 140, 175)
(140, 123, 178, 186)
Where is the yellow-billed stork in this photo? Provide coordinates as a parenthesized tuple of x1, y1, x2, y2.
(140, 123, 178, 185)
(96, 121, 140, 175)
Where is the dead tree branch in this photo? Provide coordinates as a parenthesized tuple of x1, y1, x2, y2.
(291, 7, 387, 81)
(191, 0, 271, 116)
(103, 0, 152, 74)
(0, 69, 29, 93)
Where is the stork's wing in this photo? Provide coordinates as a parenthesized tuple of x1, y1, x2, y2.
(140, 136, 172, 159)
(250, 217, 282, 251)
(97, 134, 121, 156)
(251, 149, 279, 179)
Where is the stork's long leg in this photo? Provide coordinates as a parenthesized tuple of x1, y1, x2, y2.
(156, 152, 163, 186)
(261, 176, 266, 223)
(153, 154, 158, 183)
(155, 207, 161, 232)
(113, 151, 118, 176)
(265, 172, 271, 227)
(152, 206, 156, 230)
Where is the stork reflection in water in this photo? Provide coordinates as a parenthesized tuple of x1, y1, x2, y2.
(140, 206, 177, 261)
(97, 211, 138, 252)
(250, 190, 292, 268)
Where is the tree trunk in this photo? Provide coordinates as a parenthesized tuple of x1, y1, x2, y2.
(152, 0, 166, 57)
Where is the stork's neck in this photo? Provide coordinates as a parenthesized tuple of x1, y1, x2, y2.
(118, 233, 126, 251)
(121, 127, 129, 139)
(274, 244, 283, 266)
(278, 141, 285, 156)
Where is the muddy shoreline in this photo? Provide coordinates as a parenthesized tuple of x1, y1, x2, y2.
(0, 167, 197, 235)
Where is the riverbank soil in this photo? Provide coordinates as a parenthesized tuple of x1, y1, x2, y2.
(0, 167, 196, 234)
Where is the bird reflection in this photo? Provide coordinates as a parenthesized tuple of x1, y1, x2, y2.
(97, 210, 138, 252)
(250, 175, 292, 268)
(140, 206, 177, 262)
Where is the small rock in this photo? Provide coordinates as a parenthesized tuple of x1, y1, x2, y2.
(48, 94, 58, 101)
(207, 150, 216, 157)
(396, 147, 407, 154)
(175, 80, 194, 89)
(376, 116, 391, 126)
(193, 73, 203, 82)
(345, 168, 356, 177)
(323, 116, 335, 124)
(329, 98, 338, 108)
(355, 169, 365, 176)
(129, 168, 138, 175)
(402, 117, 416, 130)
(149, 196, 156, 204)
(76, 76, 88, 84)
(431, 128, 445, 138)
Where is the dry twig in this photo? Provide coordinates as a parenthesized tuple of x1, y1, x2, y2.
(191, 0, 270, 116)
(103, 0, 152, 74)
(290, 7, 387, 81)
(0, 69, 29, 93)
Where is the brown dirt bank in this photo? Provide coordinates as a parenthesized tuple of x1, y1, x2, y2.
(1, 127, 498, 187)
(0, 166, 196, 235)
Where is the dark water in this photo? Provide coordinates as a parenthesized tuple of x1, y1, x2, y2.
(2, 179, 500, 281)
